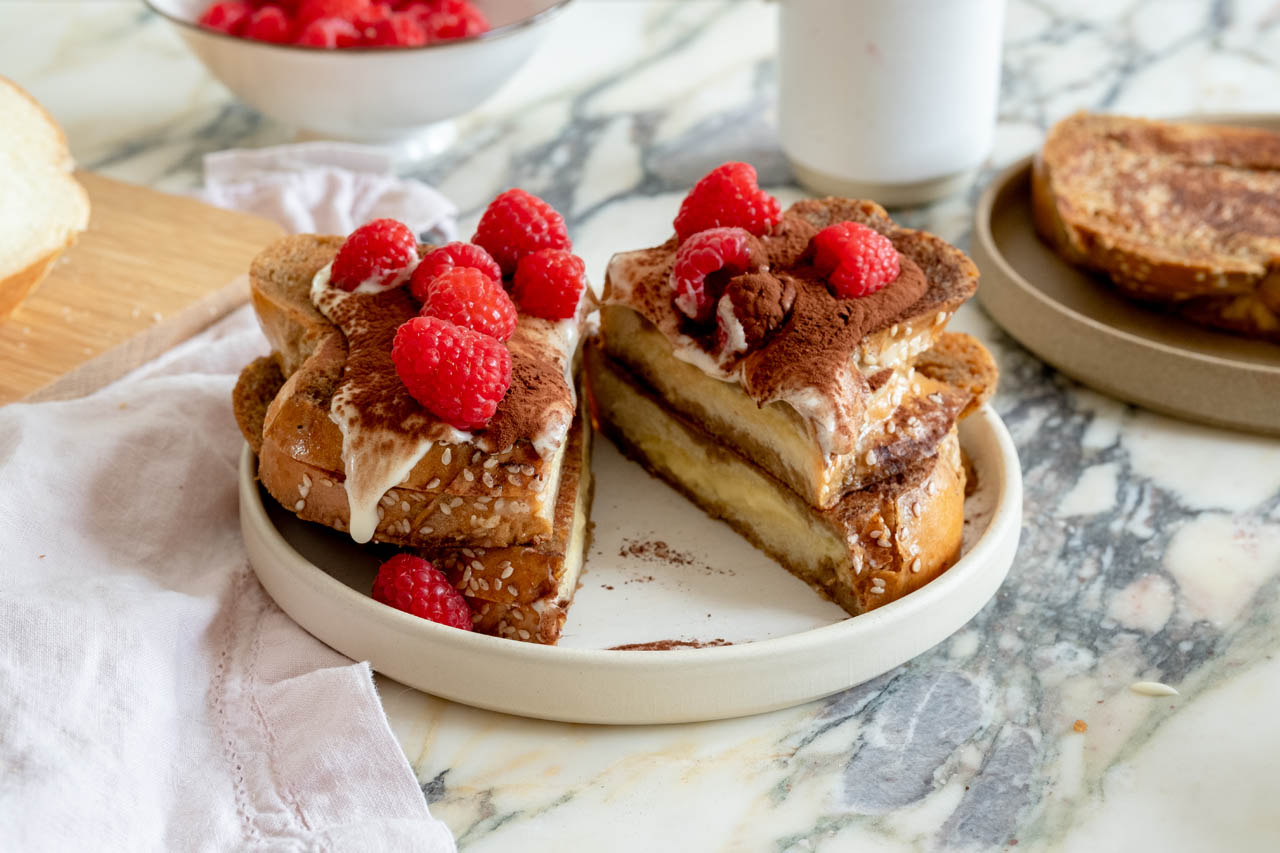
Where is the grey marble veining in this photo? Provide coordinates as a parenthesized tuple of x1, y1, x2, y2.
(5, 1, 1280, 850)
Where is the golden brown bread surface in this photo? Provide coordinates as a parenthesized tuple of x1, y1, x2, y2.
(1033, 112, 1280, 342)
(586, 342, 965, 616)
(243, 234, 584, 548)
(233, 346, 593, 645)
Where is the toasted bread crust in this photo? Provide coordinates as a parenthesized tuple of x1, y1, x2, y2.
(1033, 112, 1280, 342)
(246, 234, 570, 547)
(914, 332, 999, 418)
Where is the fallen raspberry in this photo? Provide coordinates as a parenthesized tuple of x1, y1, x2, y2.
(198, 0, 255, 34)
(245, 5, 294, 43)
(418, 267, 517, 341)
(330, 218, 418, 291)
(372, 554, 473, 631)
(670, 227, 756, 323)
(811, 221, 900, 298)
(673, 162, 782, 243)
(409, 241, 503, 301)
(472, 189, 571, 278)
(392, 315, 512, 429)
(295, 15, 361, 46)
(511, 249, 587, 321)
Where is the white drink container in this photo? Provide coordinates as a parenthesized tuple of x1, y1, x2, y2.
(778, 0, 1007, 205)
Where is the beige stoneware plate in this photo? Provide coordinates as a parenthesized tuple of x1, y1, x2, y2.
(240, 406, 1021, 725)
(973, 113, 1280, 435)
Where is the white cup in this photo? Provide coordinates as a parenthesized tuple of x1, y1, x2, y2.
(778, 0, 1006, 206)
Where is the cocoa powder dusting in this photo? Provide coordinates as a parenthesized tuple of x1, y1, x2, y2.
(608, 638, 732, 651)
(327, 289, 571, 452)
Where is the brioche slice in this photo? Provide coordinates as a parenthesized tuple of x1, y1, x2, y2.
(0, 77, 90, 317)
(245, 234, 582, 548)
(586, 342, 966, 616)
(1033, 112, 1280, 342)
(235, 351, 594, 645)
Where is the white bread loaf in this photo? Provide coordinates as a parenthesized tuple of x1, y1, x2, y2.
(0, 76, 90, 317)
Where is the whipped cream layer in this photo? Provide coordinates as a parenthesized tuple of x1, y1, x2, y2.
(311, 262, 583, 543)
(602, 199, 975, 458)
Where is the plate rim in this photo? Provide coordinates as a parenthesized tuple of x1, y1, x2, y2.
(240, 405, 1021, 657)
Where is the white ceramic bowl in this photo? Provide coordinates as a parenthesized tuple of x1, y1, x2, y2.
(145, 0, 571, 144)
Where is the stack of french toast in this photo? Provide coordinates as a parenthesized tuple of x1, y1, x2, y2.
(234, 164, 999, 643)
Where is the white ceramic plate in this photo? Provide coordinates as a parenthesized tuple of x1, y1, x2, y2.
(973, 114, 1280, 435)
(240, 406, 1022, 724)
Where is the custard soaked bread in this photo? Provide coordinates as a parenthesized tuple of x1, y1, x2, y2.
(235, 193, 595, 643)
(246, 234, 581, 548)
(1033, 112, 1280, 342)
(587, 163, 997, 616)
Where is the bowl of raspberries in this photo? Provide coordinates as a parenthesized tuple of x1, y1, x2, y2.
(145, 0, 571, 144)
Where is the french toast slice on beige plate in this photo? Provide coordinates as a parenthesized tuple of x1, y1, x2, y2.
(1033, 111, 1280, 342)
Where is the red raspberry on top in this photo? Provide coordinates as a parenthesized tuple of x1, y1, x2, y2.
(245, 5, 294, 43)
(811, 221, 900, 299)
(295, 15, 361, 47)
(670, 227, 756, 324)
(392, 315, 512, 430)
(472, 189, 571, 278)
(330, 218, 418, 291)
(673, 162, 782, 244)
(198, 0, 254, 34)
(418, 267, 517, 341)
(409, 241, 503, 301)
(372, 554, 473, 631)
(511, 249, 586, 321)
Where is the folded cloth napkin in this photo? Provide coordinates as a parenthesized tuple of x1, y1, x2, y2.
(0, 146, 458, 852)
(199, 142, 458, 239)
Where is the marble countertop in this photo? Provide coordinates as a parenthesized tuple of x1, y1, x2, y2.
(7, 1, 1280, 849)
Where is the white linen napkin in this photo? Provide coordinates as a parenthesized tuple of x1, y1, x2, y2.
(199, 142, 459, 238)
(0, 146, 459, 851)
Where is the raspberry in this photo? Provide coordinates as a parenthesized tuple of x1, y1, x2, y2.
(330, 218, 418, 291)
(511, 249, 587, 321)
(811, 221, 901, 299)
(392, 316, 512, 430)
(198, 1, 254, 34)
(670, 227, 756, 324)
(472, 189, 571, 278)
(371, 554, 473, 631)
(418, 267, 517, 341)
(245, 5, 293, 42)
(673, 162, 782, 243)
(417, 0, 489, 40)
(296, 0, 370, 25)
(295, 15, 361, 46)
(363, 11, 427, 46)
(409, 242, 503, 302)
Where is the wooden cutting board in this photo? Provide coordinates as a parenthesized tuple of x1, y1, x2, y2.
(0, 171, 284, 404)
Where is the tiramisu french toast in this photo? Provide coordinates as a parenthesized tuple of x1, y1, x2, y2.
(586, 163, 997, 615)
(1034, 112, 1280, 342)
(234, 191, 595, 643)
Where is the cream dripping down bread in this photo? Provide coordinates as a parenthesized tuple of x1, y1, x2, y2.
(1033, 111, 1280, 342)
(0, 76, 90, 317)
(234, 195, 595, 644)
(586, 167, 997, 616)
